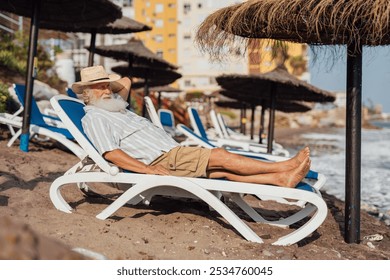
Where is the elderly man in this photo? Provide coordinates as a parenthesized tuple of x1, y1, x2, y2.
(72, 65, 311, 188)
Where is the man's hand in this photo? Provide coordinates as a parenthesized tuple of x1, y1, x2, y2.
(144, 165, 170, 175)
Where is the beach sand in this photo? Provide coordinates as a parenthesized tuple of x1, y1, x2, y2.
(0, 127, 389, 260)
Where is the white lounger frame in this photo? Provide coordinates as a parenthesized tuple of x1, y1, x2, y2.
(188, 107, 289, 157)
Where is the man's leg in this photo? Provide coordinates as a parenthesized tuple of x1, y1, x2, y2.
(208, 157, 311, 188)
(207, 147, 310, 175)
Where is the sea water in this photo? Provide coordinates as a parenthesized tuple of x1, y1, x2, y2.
(300, 122, 390, 214)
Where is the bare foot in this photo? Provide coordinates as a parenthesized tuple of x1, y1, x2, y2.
(280, 147, 310, 171)
(277, 157, 311, 188)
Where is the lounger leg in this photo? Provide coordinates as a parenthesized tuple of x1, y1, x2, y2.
(7, 129, 22, 147)
(96, 177, 264, 243)
(228, 193, 287, 227)
(50, 176, 74, 213)
(272, 195, 328, 246)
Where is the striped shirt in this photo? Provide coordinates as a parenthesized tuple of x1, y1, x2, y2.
(82, 105, 179, 165)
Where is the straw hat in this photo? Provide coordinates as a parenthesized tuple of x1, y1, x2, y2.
(72, 65, 121, 94)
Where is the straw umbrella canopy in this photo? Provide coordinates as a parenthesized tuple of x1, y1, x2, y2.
(0, 0, 121, 152)
(112, 63, 182, 105)
(149, 85, 182, 93)
(217, 66, 335, 103)
(216, 67, 334, 150)
(215, 100, 249, 110)
(218, 90, 313, 113)
(88, 39, 178, 70)
(41, 16, 152, 66)
(112, 64, 181, 82)
(92, 40, 178, 116)
(114, 64, 182, 112)
(196, 0, 389, 243)
(218, 89, 313, 143)
(131, 79, 176, 90)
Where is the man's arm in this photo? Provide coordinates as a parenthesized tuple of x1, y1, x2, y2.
(104, 149, 170, 175)
(111, 77, 131, 101)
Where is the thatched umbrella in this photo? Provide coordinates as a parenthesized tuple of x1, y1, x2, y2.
(217, 66, 335, 103)
(88, 38, 177, 70)
(196, 0, 388, 243)
(90, 39, 178, 116)
(218, 89, 313, 143)
(42, 16, 152, 66)
(0, 0, 121, 152)
(217, 67, 334, 151)
(112, 63, 181, 115)
(112, 64, 181, 82)
(215, 100, 249, 110)
(131, 79, 176, 90)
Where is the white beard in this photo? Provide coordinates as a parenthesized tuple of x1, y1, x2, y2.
(90, 94, 128, 113)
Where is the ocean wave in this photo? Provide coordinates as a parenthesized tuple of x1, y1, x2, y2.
(301, 128, 390, 214)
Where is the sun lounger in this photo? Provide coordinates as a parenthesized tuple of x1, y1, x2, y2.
(188, 107, 290, 156)
(210, 109, 285, 150)
(49, 95, 328, 246)
(143, 96, 193, 145)
(8, 84, 85, 159)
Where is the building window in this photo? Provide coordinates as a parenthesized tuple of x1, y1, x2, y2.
(168, 48, 176, 54)
(154, 35, 163, 42)
(198, 3, 202, 8)
(123, 0, 133, 7)
(155, 3, 164, 13)
(184, 3, 191, 14)
(184, 79, 191, 87)
(155, 19, 164, 28)
(168, 18, 176, 23)
(168, 3, 175, 8)
(168, 33, 175, 38)
(183, 33, 191, 40)
(156, 50, 163, 57)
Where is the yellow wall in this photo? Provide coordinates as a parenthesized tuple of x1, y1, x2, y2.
(134, 0, 178, 65)
(248, 39, 308, 76)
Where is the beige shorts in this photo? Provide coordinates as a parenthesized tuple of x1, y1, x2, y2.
(149, 146, 212, 177)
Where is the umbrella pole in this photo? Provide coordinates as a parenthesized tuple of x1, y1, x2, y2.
(267, 91, 276, 154)
(127, 58, 133, 108)
(20, 0, 41, 152)
(344, 44, 362, 244)
(259, 100, 266, 144)
(142, 76, 150, 117)
(250, 105, 255, 140)
(158, 92, 162, 109)
(242, 104, 247, 135)
(88, 30, 97, 66)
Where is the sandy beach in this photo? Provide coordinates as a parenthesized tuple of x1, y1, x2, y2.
(0, 126, 389, 260)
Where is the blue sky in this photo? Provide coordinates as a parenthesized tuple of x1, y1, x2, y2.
(309, 46, 390, 113)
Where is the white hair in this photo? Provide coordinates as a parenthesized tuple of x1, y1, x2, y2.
(83, 87, 128, 112)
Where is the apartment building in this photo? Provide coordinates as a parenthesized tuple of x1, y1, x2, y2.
(248, 39, 310, 81)
(134, 0, 247, 94)
(134, 0, 178, 65)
